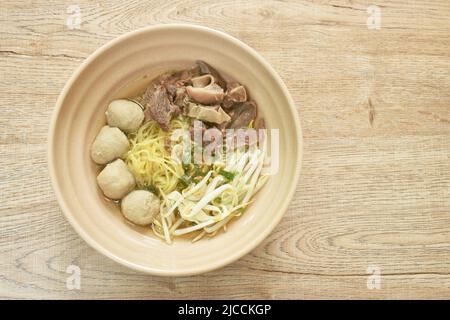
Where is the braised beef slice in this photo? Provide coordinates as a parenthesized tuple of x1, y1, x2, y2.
(174, 87, 189, 108)
(131, 84, 155, 109)
(159, 72, 182, 102)
(228, 101, 257, 129)
(227, 83, 246, 102)
(144, 85, 179, 131)
(222, 97, 234, 109)
(222, 82, 247, 109)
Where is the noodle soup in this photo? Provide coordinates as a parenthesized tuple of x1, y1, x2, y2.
(90, 61, 269, 243)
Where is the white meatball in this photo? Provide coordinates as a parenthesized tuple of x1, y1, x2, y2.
(121, 190, 160, 225)
(97, 159, 135, 200)
(90, 126, 129, 165)
(105, 99, 144, 133)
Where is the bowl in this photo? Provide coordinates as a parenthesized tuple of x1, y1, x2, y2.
(48, 24, 302, 276)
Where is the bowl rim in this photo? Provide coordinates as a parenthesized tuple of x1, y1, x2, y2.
(48, 23, 303, 276)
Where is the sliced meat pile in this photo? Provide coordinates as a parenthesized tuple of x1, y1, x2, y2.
(136, 60, 260, 131)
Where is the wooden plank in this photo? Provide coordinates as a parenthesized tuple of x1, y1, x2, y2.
(1, 0, 450, 299)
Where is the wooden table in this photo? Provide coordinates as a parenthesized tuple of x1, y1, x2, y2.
(1, 0, 450, 299)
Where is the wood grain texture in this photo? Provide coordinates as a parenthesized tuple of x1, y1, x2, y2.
(1, 0, 450, 299)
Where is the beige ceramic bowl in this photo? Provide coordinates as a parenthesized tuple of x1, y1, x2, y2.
(48, 24, 302, 276)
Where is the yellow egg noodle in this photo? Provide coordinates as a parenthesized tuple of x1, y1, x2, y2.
(125, 117, 188, 193)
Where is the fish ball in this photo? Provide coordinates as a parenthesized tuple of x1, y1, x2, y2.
(90, 126, 129, 165)
(105, 99, 144, 133)
(97, 159, 135, 200)
(121, 190, 160, 225)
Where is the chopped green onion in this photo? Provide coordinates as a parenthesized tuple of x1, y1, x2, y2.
(179, 175, 193, 187)
(218, 169, 235, 181)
